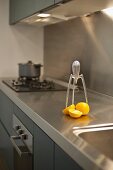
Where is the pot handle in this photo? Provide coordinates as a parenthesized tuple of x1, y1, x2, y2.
(35, 64, 43, 67)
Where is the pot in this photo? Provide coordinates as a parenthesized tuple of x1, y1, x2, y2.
(18, 61, 42, 78)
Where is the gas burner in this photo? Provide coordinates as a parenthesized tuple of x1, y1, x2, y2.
(2, 78, 66, 92)
(29, 80, 54, 89)
(18, 77, 40, 82)
(11, 78, 54, 90)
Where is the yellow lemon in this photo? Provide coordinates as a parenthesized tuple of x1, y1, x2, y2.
(76, 102, 90, 115)
(63, 104, 75, 115)
(69, 109, 82, 118)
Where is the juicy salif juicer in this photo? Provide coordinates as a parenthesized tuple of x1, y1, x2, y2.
(66, 60, 88, 107)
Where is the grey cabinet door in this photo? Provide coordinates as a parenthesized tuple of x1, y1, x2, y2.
(55, 0, 72, 4)
(13, 0, 35, 22)
(34, 125, 54, 170)
(0, 91, 13, 135)
(55, 144, 83, 170)
(34, 0, 54, 12)
(9, 0, 15, 24)
(10, 0, 55, 24)
(55, 0, 62, 3)
(0, 121, 14, 170)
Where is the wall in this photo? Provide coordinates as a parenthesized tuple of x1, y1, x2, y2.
(44, 12, 113, 96)
(0, 0, 43, 77)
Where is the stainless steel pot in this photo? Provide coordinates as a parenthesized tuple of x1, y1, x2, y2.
(18, 61, 42, 78)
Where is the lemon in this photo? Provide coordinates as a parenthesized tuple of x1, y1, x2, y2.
(76, 102, 90, 115)
(69, 109, 82, 118)
(63, 104, 75, 115)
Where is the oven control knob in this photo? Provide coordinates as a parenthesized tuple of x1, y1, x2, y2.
(20, 134, 28, 140)
(15, 125, 21, 131)
(17, 129, 24, 135)
(12, 80, 15, 85)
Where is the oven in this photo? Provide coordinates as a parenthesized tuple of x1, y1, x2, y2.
(10, 115, 33, 170)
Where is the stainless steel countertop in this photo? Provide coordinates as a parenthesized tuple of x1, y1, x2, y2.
(1, 78, 113, 170)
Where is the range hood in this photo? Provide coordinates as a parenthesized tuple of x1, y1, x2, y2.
(20, 0, 113, 26)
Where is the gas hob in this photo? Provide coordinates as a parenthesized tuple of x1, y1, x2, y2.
(2, 78, 66, 92)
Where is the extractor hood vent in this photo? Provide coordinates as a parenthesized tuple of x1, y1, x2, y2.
(20, 0, 113, 26)
(20, 13, 74, 27)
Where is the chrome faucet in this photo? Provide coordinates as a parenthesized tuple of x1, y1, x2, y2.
(66, 60, 88, 107)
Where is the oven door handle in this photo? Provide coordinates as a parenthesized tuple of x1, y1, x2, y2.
(10, 136, 31, 157)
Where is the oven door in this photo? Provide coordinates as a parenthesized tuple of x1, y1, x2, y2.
(10, 135, 33, 170)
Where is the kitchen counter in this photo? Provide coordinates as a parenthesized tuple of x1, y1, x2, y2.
(1, 78, 113, 170)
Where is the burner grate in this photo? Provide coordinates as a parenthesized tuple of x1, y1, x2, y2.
(2, 78, 66, 92)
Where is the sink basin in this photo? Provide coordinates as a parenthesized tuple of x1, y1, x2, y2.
(73, 124, 113, 160)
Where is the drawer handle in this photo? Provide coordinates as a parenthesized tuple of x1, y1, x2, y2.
(10, 136, 31, 157)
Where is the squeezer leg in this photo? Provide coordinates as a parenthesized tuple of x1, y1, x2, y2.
(72, 78, 78, 105)
(66, 73, 88, 107)
(66, 74, 73, 107)
(80, 74, 88, 103)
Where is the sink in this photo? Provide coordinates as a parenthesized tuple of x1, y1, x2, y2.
(73, 124, 113, 160)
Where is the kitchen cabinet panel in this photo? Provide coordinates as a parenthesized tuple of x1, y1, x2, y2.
(55, 0, 63, 3)
(10, 0, 35, 23)
(0, 90, 13, 135)
(34, 0, 54, 12)
(14, 105, 34, 134)
(55, 0, 70, 3)
(14, 0, 35, 21)
(9, 0, 15, 24)
(0, 121, 14, 170)
(34, 124, 54, 170)
(10, 0, 55, 24)
(55, 144, 83, 170)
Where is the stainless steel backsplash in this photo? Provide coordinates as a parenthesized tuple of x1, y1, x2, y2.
(44, 12, 113, 96)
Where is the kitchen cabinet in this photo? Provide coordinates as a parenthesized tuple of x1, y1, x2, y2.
(55, 144, 83, 170)
(0, 88, 83, 170)
(0, 91, 14, 170)
(10, 0, 35, 23)
(0, 90, 13, 135)
(34, 124, 54, 170)
(55, 0, 63, 3)
(55, 0, 70, 4)
(34, 0, 54, 12)
(10, 0, 54, 24)
(9, 0, 15, 24)
(0, 121, 14, 170)
(0, 92, 33, 170)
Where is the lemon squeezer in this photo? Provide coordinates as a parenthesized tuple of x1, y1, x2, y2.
(66, 60, 88, 107)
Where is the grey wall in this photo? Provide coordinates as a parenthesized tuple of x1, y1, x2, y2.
(0, 0, 43, 77)
(44, 12, 113, 96)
